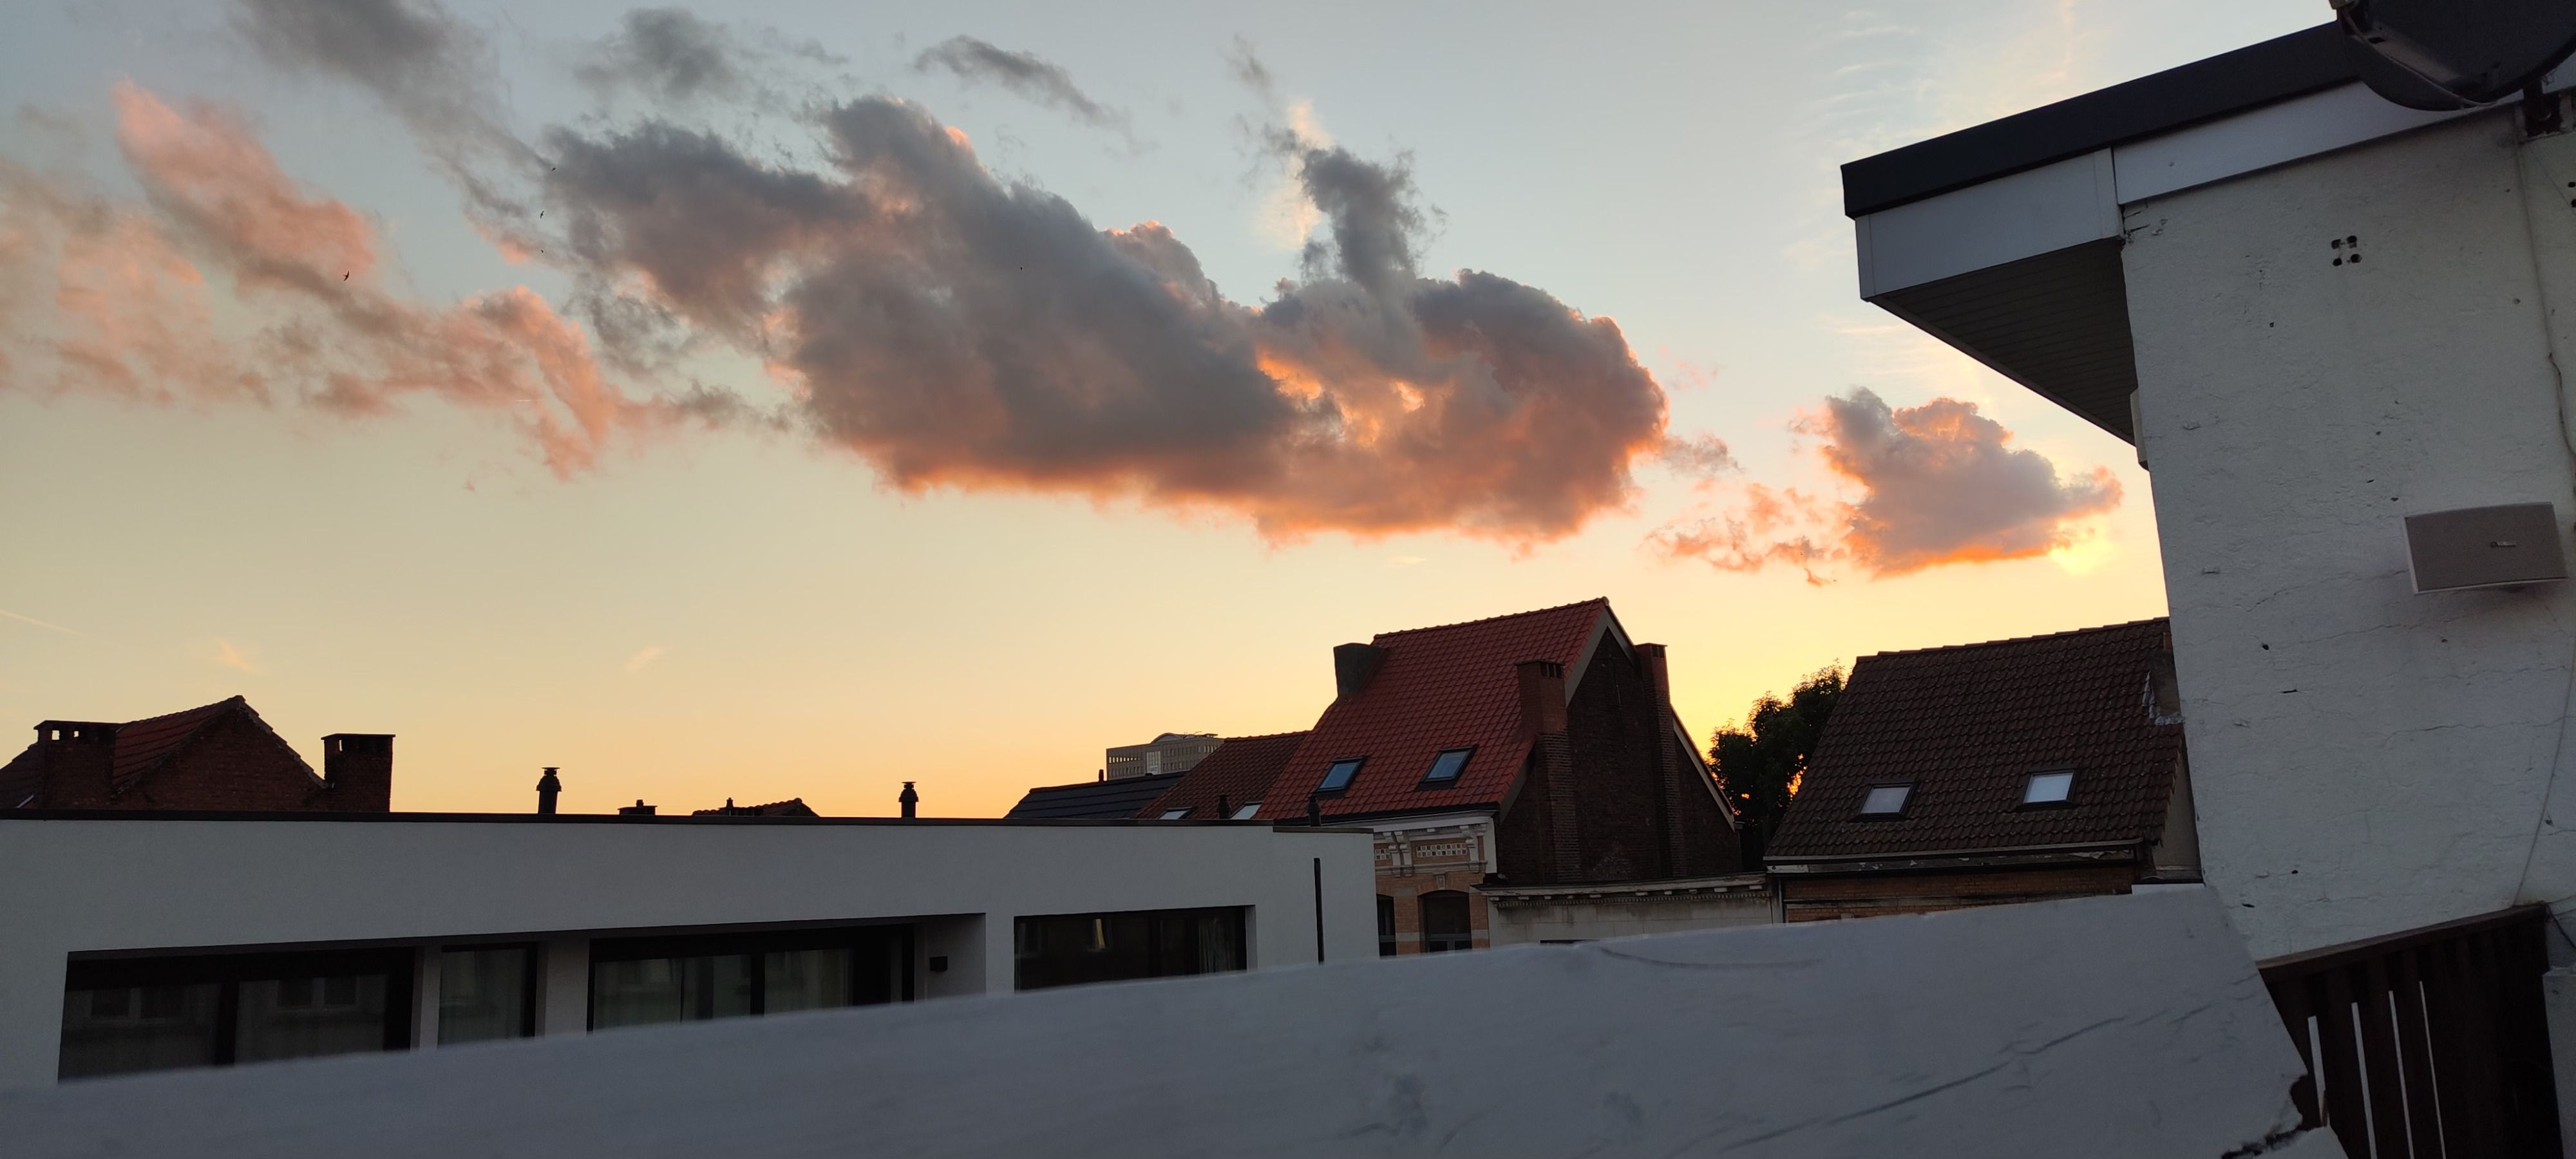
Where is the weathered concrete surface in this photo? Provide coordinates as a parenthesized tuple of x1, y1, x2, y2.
(4, 888, 2336, 1158)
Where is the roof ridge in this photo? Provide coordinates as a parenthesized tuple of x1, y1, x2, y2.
(1220, 730, 1311, 742)
(1370, 597, 1608, 641)
(114, 694, 248, 731)
(1860, 617, 2168, 661)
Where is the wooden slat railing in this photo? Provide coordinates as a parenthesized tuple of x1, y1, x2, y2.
(2259, 904, 2562, 1158)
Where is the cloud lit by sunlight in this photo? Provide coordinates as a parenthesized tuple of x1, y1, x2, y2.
(210, 637, 263, 674)
(625, 645, 666, 673)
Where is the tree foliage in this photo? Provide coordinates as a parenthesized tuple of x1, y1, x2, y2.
(1709, 665, 1845, 841)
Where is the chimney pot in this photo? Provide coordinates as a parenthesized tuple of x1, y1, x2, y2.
(899, 781, 919, 820)
(1333, 643, 1388, 699)
(535, 766, 562, 815)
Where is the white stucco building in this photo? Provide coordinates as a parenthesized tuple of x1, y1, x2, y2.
(0, 811, 1374, 1093)
(1842, 18, 2576, 1153)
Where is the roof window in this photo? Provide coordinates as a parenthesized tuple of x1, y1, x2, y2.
(1421, 748, 1473, 785)
(2021, 770, 2076, 807)
(1231, 802, 1261, 820)
(1857, 784, 1912, 818)
(1318, 757, 1365, 793)
(1159, 807, 1191, 820)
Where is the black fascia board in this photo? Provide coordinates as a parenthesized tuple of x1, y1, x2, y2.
(1842, 23, 2355, 218)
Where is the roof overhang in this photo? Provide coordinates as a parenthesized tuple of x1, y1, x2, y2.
(1843, 23, 2571, 444)
(1766, 841, 2141, 876)
(1481, 872, 1771, 903)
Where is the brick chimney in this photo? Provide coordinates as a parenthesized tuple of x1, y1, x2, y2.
(1333, 643, 1387, 699)
(1514, 659, 1568, 738)
(1636, 643, 1671, 696)
(898, 781, 919, 820)
(535, 767, 562, 815)
(319, 733, 393, 812)
(30, 721, 114, 808)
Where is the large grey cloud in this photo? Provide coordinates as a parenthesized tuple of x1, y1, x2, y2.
(196, 0, 1683, 541)
(536, 97, 1666, 537)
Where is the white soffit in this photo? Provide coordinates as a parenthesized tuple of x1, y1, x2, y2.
(1855, 150, 2119, 298)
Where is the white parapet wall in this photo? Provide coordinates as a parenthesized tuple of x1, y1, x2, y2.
(1, 888, 2342, 1159)
(0, 814, 1378, 1092)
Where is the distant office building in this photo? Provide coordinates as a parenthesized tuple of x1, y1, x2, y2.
(0, 696, 390, 813)
(1103, 733, 1221, 781)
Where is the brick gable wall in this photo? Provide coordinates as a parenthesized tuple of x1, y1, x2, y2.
(1495, 643, 1742, 885)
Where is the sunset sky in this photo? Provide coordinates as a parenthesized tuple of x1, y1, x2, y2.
(0, 1, 2314, 816)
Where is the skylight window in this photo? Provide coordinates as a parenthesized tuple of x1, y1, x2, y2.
(1231, 802, 1261, 820)
(1160, 807, 1191, 820)
(2022, 770, 2076, 806)
(1421, 748, 1473, 784)
(1318, 757, 1366, 793)
(1857, 784, 1911, 817)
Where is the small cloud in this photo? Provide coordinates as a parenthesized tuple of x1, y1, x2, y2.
(210, 637, 263, 674)
(0, 607, 77, 634)
(1386, 555, 1425, 568)
(625, 645, 665, 672)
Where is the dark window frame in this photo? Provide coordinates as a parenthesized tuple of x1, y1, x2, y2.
(61, 946, 415, 1079)
(587, 924, 915, 1030)
(1418, 746, 1475, 787)
(1854, 782, 1915, 820)
(1376, 895, 1397, 957)
(1316, 756, 1367, 795)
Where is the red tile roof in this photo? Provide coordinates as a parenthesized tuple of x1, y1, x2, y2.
(1767, 618, 2184, 861)
(1256, 599, 1611, 820)
(1139, 732, 1309, 819)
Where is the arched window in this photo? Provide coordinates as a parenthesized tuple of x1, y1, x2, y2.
(1420, 890, 1473, 953)
(1376, 896, 1397, 957)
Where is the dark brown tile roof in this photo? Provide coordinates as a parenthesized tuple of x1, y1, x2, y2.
(1004, 771, 1189, 820)
(1139, 732, 1309, 819)
(1767, 617, 2183, 862)
(691, 798, 819, 817)
(1257, 599, 1611, 820)
(0, 744, 40, 809)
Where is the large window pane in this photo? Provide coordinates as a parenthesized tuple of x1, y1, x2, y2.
(762, 948, 853, 1014)
(589, 927, 907, 1029)
(438, 947, 533, 1045)
(59, 983, 222, 1079)
(1421, 891, 1473, 953)
(234, 973, 392, 1063)
(61, 948, 410, 1080)
(591, 954, 753, 1030)
(1377, 896, 1398, 957)
(1014, 907, 1247, 991)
